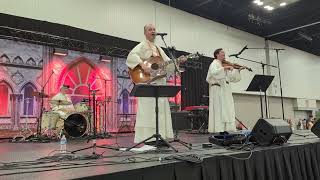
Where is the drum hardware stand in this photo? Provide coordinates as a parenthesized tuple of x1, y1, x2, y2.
(26, 70, 54, 142)
(95, 78, 112, 138)
(71, 90, 118, 154)
(87, 83, 92, 134)
(12, 98, 33, 142)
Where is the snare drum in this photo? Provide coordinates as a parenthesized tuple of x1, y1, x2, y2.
(41, 111, 60, 130)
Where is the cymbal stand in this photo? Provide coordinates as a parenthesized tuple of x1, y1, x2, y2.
(71, 90, 118, 154)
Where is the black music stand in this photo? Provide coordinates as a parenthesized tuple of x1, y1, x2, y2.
(126, 84, 180, 152)
(246, 75, 274, 118)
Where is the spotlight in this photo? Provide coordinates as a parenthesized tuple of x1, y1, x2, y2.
(53, 48, 68, 56)
(280, 2, 287, 6)
(253, 0, 260, 4)
(100, 55, 112, 63)
(264, 5, 274, 11)
(257, 1, 264, 6)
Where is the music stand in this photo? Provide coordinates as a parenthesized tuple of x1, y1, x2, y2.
(246, 75, 274, 118)
(126, 84, 180, 152)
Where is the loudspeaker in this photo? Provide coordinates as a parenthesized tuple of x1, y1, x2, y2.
(311, 120, 320, 138)
(171, 111, 191, 130)
(251, 118, 292, 146)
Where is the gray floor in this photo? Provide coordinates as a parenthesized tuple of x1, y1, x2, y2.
(0, 130, 318, 180)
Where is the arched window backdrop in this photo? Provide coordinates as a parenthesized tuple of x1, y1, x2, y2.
(57, 58, 110, 104)
(21, 83, 37, 116)
(120, 89, 129, 113)
(0, 81, 13, 116)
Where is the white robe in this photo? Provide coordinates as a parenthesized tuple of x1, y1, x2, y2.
(206, 60, 241, 133)
(126, 40, 175, 143)
(50, 92, 75, 130)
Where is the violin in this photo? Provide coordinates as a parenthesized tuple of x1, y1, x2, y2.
(221, 60, 252, 72)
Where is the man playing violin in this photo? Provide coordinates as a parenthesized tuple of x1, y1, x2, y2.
(206, 48, 244, 133)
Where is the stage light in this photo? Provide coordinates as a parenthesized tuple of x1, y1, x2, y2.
(280, 2, 287, 6)
(54, 48, 68, 56)
(264, 5, 274, 11)
(257, 2, 264, 6)
(100, 55, 112, 63)
(253, 0, 263, 5)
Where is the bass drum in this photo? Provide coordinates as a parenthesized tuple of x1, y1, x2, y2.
(64, 113, 88, 138)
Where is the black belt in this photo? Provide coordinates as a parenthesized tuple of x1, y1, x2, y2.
(211, 81, 229, 87)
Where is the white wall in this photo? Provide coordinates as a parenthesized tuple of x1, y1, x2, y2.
(0, 0, 319, 99)
(268, 41, 320, 99)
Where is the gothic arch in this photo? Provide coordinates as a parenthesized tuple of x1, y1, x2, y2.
(19, 81, 38, 93)
(57, 57, 106, 104)
(119, 89, 130, 113)
(20, 82, 38, 115)
(13, 56, 23, 64)
(26, 57, 36, 66)
(0, 54, 10, 63)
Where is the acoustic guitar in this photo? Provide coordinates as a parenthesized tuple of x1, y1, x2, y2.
(128, 53, 199, 84)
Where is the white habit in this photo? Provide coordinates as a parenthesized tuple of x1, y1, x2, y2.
(126, 40, 175, 143)
(206, 60, 241, 133)
(50, 92, 75, 130)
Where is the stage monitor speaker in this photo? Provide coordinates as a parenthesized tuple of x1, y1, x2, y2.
(311, 120, 320, 138)
(171, 111, 191, 131)
(251, 118, 292, 146)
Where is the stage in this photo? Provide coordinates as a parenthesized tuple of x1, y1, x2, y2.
(0, 130, 319, 180)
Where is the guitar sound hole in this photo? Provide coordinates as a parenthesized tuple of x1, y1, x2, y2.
(151, 63, 159, 70)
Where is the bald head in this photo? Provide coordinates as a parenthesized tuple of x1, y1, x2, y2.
(144, 24, 156, 42)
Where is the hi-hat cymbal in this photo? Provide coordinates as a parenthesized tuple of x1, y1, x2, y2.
(32, 91, 49, 98)
(49, 99, 72, 105)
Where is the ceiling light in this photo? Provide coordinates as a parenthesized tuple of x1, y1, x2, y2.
(53, 48, 68, 56)
(280, 2, 287, 6)
(257, 1, 264, 6)
(253, 0, 261, 4)
(100, 55, 112, 63)
(264, 5, 274, 11)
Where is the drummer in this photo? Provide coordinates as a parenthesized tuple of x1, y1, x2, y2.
(50, 85, 75, 132)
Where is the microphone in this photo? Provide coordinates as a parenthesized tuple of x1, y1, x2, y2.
(238, 45, 248, 55)
(154, 33, 168, 36)
(228, 53, 239, 57)
(228, 45, 247, 57)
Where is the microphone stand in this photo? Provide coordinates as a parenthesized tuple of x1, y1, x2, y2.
(95, 77, 112, 138)
(34, 70, 54, 141)
(159, 35, 181, 110)
(242, 47, 285, 120)
(159, 35, 192, 150)
(233, 55, 277, 118)
(71, 89, 118, 154)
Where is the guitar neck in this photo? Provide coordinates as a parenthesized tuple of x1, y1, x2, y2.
(161, 55, 191, 67)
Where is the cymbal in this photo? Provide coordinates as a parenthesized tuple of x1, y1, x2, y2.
(32, 91, 49, 98)
(49, 99, 72, 105)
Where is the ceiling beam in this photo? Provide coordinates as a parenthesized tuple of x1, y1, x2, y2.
(190, 0, 212, 11)
(265, 21, 320, 38)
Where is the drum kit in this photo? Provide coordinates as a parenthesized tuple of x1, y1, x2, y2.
(21, 86, 112, 141)
(39, 99, 89, 139)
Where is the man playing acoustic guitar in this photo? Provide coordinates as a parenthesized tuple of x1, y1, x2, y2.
(126, 24, 186, 145)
